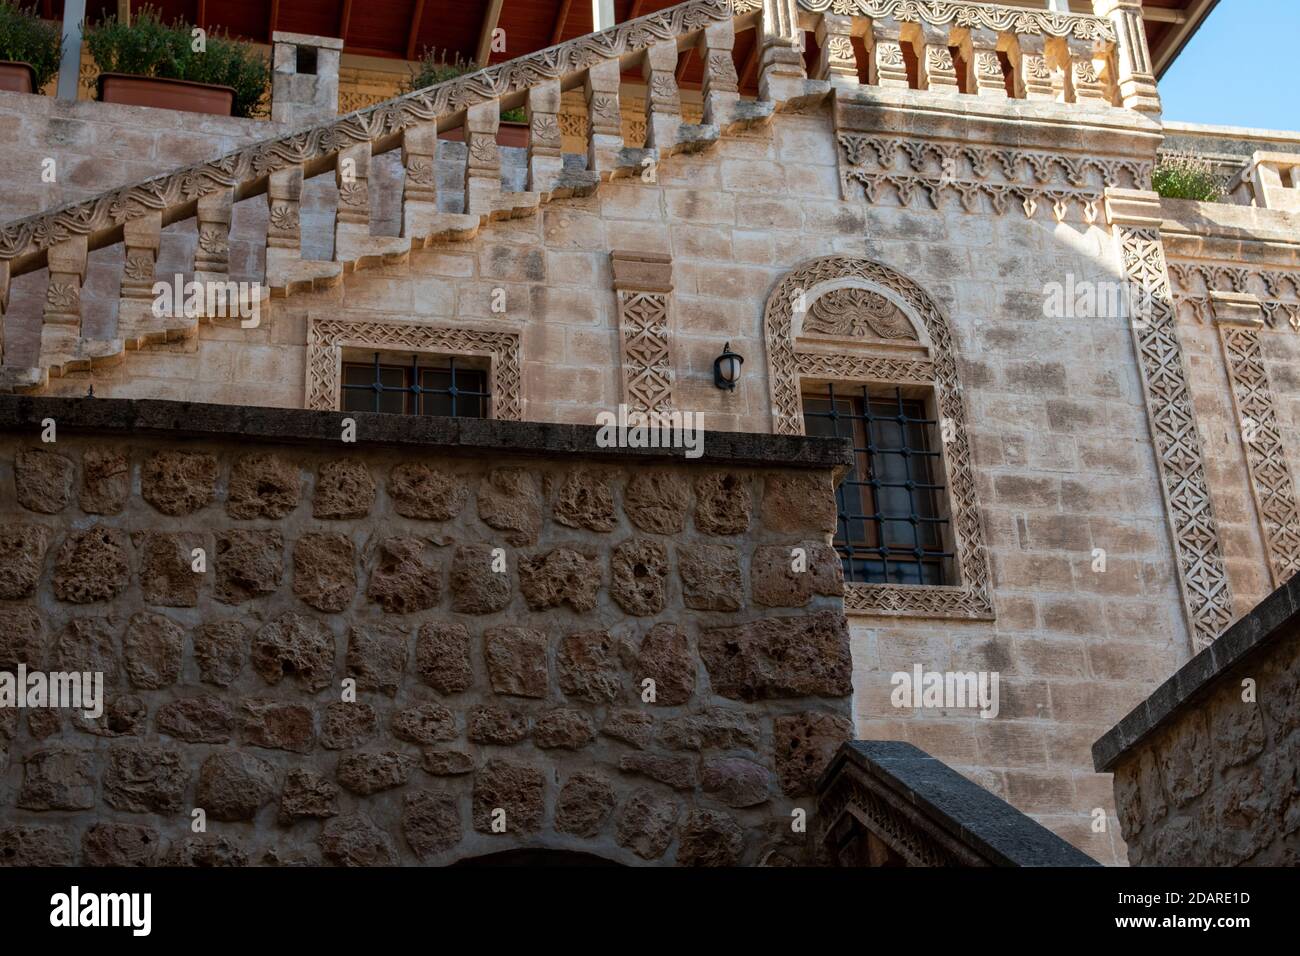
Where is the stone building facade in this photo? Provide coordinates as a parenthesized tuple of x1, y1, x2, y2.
(0, 0, 1297, 866)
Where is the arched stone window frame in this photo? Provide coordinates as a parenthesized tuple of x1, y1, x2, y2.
(763, 255, 992, 619)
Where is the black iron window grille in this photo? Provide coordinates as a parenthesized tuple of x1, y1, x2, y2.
(803, 383, 953, 586)
(342, 353, 489, 418)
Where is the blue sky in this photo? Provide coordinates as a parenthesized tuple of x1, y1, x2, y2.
(1159, 0, 1299, 129)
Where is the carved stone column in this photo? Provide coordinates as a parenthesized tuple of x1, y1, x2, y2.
(1093, 0, 1160, 113)
(643, 41, 682, 153)
(909, 22, 958, 93)
(699, 20, 739, 128)
(814, 14, 858, 89)
(120, 211, 161, 302)
(1212, 293, 1300, 587)
(1065, 37, 1109, 104)
(464, 99, 502, 219)
(957, 27, 1006, 99)
(1105, 188, 1234, 651)
(1014, 34, 1055, 101)
(196, 188, 234, 277)
(869, 19, 909, 89)
(585, 59, 624, 180)
(40, 235, 88, 367)
(758, 0, 807, 102)
(611, 250, 675, 416)
(527, 79, 563, 194)
(266, 163, 341, 296)
(401, 122, 439, 240)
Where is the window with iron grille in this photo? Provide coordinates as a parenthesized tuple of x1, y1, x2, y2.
(803, 383, 953, 586)
(341, 353, 489, 418)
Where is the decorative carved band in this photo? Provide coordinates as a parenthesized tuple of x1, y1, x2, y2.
(617, 291, 676, 414)
(1113, 227, 1234, 649)
(1218, 324, 1300, 588)
(1170, 262, 1300, 333)
(837, 133, 1151, 221)
(307, 317, 522, 420)
(796, 0, 1115, 42)
(764, 255, 992, 620)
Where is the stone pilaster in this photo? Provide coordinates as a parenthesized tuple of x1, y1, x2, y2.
(464, 100, 502, 220)
(196, 189, 234, 276)
(869, 19, 909, 89)
(1093, 0, 1160, 113)
(585, 59, 624, 180)
(526, 80, 563, 195)
(40, 235, 87, 367)
(815, 14, 858, 89)
(909, 22, 958, 93)
(611, 250, 675, 416)
(699, 20, 739, 128)
(401, 123, 439, 239)
(642, 41, 682, 153)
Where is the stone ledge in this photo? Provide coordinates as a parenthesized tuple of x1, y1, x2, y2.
(0, 396, 854, 471)
(1092, 572, 1300, 773)
(818, 741, 1100, 867)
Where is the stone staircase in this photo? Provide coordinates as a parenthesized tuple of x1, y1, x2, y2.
(0, 0, 1152, 392)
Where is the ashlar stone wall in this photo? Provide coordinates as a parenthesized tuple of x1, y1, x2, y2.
(0, 399, 853, 866)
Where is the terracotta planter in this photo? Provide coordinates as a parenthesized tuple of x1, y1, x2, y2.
(438, 120, 530, 147)
(98, 73, 235, 116)
(0, 61, 36, 94)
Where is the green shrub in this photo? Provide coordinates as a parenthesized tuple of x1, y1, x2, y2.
(0, 1, 63, 90)
(1152, 153, 1225, 203)
(86, 6, 269, 118)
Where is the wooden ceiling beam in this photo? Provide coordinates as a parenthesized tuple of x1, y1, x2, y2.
(340, 0, 354, 43)
(476, 0, 506, 66)
(629, 0, 647, 19)
(550, 0, 573, 46)
(406, 0, 428, 60)
(267, 0, 280, 41)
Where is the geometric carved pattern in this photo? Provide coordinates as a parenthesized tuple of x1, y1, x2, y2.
(836, 134, 1151, 221)
(1114, 227, 1234, 650)
(617, 291, 674, 414)
(1218, 324, 1300, 587)
(795, 0, 1116, 42)
(307, 316, 522, 420)
(1170, 262, 1300, 333)
(764, 255, 993, 620)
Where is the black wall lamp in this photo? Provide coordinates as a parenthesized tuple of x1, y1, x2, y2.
(713, 342, 744, 391)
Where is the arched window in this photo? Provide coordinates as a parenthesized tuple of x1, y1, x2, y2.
(763, 256, 992, 619)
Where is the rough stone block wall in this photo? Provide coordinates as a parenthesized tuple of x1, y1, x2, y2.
(1108, 621, 1300, 866)
(0, 406, 852, 866)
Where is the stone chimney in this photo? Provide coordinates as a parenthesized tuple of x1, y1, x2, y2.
(271, 32, 343, 127)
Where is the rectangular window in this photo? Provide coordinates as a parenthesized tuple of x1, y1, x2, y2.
(803, 383, 952, 586)
(341, 353, 489, 418)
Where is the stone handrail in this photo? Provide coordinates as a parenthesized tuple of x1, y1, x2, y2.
(0, 0, 1147, 387)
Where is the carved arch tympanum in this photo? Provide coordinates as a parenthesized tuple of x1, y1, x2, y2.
(763, 255, 992, 619)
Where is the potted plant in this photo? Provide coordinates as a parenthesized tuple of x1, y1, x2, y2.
(0, 1, 62, 95)
(86, 6, 268, 118)
(406, 49, 530, 146)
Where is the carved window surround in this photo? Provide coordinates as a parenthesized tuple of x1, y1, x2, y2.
(611, 250, 675, 415)
(1105, 189, 1234, 650)
(764, 255, 992, 620)
(307, 314, 522, 420)
(1209, 294, 1300, 589)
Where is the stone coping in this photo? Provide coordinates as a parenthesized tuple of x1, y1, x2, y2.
(817, 741, 1100, 867)
(0, 396, 854, 470)
(1092, 573, 1300, 773)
